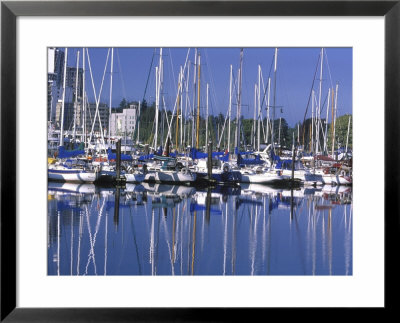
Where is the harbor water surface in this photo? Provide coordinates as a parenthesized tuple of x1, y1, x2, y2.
(47, 182, 352, 276)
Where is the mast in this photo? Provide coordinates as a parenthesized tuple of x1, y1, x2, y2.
(180, 66, 184, 148)
(316, 48, 324, 156)
(331, 83, 339, 156)
(253, 84, 257, 150)
(82, 48, 86, 148)
(136, 101, 141, 144)
(59, 47, 68, 147)
(154, 48, 163, 152)
(257, 65, 261, 152)
(236, 48, 243, 150)
(311, 90, 315, 155)
(271, 48, 278, 153)
(324, 88, 331, 153)
(184, 60, 190, 148)
(196, 52, 201, 149)
(228, 64, 233, 153)
(108, 48, 114, 145)
(278, 117, 281, 150)
(205, 82, 209, 147)
(175, 67, 181, 151)
(266, 76, 271, 145)
(73, 50, 80, 143)
(191, 49, 197, 149)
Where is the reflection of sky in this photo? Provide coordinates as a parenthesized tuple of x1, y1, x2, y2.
(47, 185, 352, 276)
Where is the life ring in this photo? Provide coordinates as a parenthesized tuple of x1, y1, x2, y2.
(181, 168, 189, 175)
(323, 168, 330, 174)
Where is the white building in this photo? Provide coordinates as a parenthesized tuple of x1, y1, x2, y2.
(110, 104, 138, 136)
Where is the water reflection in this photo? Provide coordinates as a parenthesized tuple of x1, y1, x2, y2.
(48, 182, 352, 275)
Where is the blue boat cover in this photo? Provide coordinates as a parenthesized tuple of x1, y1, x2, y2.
(57, 146, 85, 159)
(107, 148, 133, 161)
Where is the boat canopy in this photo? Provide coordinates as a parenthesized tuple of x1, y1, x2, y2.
(236, 152, 264, 166)
(107, 148, 133, 161)
(57, 145, 85, 159)
(189, 148, 229, 161)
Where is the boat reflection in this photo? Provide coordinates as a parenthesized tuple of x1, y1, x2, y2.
(48, 182, 352, 276)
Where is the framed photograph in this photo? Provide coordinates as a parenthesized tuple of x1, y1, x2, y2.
(1, 0, 398, 321)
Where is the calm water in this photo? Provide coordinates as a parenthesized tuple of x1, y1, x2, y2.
(47, 182, 352, 276)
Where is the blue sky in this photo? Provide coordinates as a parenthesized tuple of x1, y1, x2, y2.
(64, 47, 352, 127)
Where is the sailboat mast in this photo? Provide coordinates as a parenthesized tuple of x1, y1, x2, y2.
(311, 90, 314, 155)
(184, 61, 190, 148)
(257, 65, 261, 152)
(331, 83, 339, 156)
(271, 48, 278, 153)
(228, 64, 233, 153)
(137, 101, 141, 144)
(59, 47, 68, 147)
(236, 48, 243, 150)
(266, 76, 271, 145)
(316, 48, 324, 156)
(180, 66, 184, 148)
(108, 48, 114, 145)
(73, 50, 80, 142)
(324, 88, 331, 153)
(196, 53, 201, 149)
(82, 48, 86, 148)
(154, 48, 163, 151)
(175, 67, 181, 151)
(253, 84, 257, 150)
(205, 83, 209, 147)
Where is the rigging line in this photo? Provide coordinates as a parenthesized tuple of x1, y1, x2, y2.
(84, 195, 106, 275)
(142, 48, 156, 102)
(204, 49, 221, 116)
(301, 51, 321, 140)
(168, 48, 178, 100)
(161, 209, 175, 275)
(259, 51, 275, 111)
(217, 108, 231, 148)
(116, 48, 128, 101)
(86, 48, 110, 149)
(323, 49, 334, 90)
(161, 52, 191, 150)
(128, 208, 143, 275)
(259, 72, 267, 143)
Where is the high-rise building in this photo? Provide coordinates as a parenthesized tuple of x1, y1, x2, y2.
(47, 47, 65, 123)
(48, 48, 84, 130)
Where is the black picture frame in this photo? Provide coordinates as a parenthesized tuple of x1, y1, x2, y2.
(1, 1, 398, 321)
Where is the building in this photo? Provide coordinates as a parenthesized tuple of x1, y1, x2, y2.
(85, 103, 110, 135)
(110, 104, 138, 137)
(48, 48, 84, 128)
(47, 47, 65, 123)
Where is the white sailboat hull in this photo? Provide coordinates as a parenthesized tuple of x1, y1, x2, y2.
(124, 173, 145, 183)
(240, 171, 290, 184)
(48, 166, 96, 183)
(321, 174, 352, 185)
(144, 170, 196, 184)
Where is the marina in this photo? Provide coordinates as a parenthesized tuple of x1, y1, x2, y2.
(47, 47, 352, 275)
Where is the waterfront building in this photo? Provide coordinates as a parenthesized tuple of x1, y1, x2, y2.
(110, 104, 138, 137)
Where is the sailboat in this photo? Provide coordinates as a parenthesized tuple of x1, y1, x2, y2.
(48, 158, 97, 183)
(144, 155, 196, 184)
